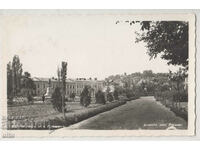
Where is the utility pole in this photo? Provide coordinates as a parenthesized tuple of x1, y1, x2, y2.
(61, 61, 67, 119)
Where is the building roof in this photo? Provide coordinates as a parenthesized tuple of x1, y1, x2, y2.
(32, 77, 103, 83)
(32, 77, 51, 82)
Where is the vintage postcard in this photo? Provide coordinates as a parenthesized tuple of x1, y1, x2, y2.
(0, 10, 196, 138)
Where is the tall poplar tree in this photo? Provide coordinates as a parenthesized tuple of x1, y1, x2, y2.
(11, 55, 23, 96)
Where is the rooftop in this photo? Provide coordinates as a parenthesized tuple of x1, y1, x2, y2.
(32, 77, 104, 83)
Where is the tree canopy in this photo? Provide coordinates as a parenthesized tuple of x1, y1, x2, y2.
(80, 85, 91, 107)
(116, 21, 188, 68)
(136, 21, 188, 67)
(21, 71, 36, 90)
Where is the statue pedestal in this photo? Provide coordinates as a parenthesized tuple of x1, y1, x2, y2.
(45, 87, 52, 98)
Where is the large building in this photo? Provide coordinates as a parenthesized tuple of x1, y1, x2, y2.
(32, 77, 104, 98)
(32, 77, 59, 96)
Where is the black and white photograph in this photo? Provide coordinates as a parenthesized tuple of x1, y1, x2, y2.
(0, 10, 196, 138)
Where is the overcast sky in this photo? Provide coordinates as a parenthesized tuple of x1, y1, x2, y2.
(3, 14, 179, 80)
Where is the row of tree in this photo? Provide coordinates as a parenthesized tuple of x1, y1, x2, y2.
(7, 55, 35, 101)
(51, 85, 120, 112)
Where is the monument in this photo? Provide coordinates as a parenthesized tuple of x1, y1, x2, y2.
(44, 79, 52, 98)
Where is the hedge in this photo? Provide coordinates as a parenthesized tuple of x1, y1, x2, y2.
(126, 96, 140, 101)
(47, 100, 126, 128)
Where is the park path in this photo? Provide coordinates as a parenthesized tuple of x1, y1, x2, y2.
(63, 96, 187, 130)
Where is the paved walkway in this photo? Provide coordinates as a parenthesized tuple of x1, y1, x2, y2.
(63, 96, 187, 130)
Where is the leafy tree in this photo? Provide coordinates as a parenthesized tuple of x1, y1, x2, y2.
(21, 72, 36, 96)
(125, 89, 134, 98)
(106, 86, 111, 93)
(117, 21, 188, 67)
(51, 87, 64, 112)
(80, 86, 91, 107)
(169, 68, 187, 92)
(105, 86, 114, 102)
(135, 21, 188, 67)
(70, 92, 76, 101)
(27, 92, 33, 104)
(143, 70, 154, 78)
(107, 93, 114, 102)
(113, 89, 119, 100)
(115, 86, 125, 95)
(95, 90, 106, 104)
(159, 83, 170, 92)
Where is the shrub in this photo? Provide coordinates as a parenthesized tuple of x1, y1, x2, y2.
(176, 90, 188, 102)
(113, 90, 119, 100)
(126, 89, 137, 98)
(70, 92, 76, 101)
(107, 93, 114, 102)
(126, 95, 140, 101)
(27, 93, 33, 104)
(7, 98, 13, 106)
(51, 87, 65, 112)
(64, 97, 68, 102)
(80, 86, 91, 107)
(154, 89, 188, 121)
(170, 107, 188, 121)
(170, 90, 188, 106)
(95, 90, 106, 104)
(155, 90, 188, 103)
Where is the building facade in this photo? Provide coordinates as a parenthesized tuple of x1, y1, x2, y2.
(32, 77, 104, 98)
